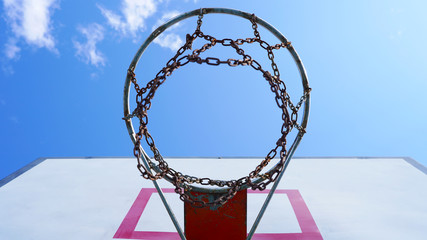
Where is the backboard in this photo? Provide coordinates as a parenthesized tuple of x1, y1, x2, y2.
(0, 157, 426, 240)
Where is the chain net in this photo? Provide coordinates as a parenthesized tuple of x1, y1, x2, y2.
(125, 13, 311, 208)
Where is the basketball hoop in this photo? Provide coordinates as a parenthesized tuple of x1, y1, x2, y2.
(123, 8, 310, 240)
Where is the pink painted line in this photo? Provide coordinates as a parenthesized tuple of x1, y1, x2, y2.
(249, 189, 323, 240)
(114, 188, 323, 240)
(113, 188, 177, 239)
(113, 188, 156, 239)
(125, 231, 180, 240)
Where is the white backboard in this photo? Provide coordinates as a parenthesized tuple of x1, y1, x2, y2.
(0, 157, 426, 240)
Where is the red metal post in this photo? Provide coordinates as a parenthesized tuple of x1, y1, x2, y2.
(184, 189, 247, 240)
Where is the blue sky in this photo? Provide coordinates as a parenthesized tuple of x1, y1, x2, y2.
(1, 0, 426, 180)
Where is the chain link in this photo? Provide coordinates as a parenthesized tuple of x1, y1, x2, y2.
(125, 13, 311, 208)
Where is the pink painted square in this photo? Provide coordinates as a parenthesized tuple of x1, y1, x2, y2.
(114, 188, 323, 240)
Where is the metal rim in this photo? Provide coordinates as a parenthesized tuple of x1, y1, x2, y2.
(123, 7, 310, 193)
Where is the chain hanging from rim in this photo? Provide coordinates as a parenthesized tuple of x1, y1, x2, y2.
(125, 12, 311, 208)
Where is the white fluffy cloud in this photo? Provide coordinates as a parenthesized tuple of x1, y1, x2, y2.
(4, 39, 21, 60)
(154, 33, 183, 51)
(98, 0, 157, 37)
(99, 1, 184, 51)
(152, 11, 183, 51)
(151, 10, 181, 30)
(73, 23, 106, 67)
(3, 0, 58, 59)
